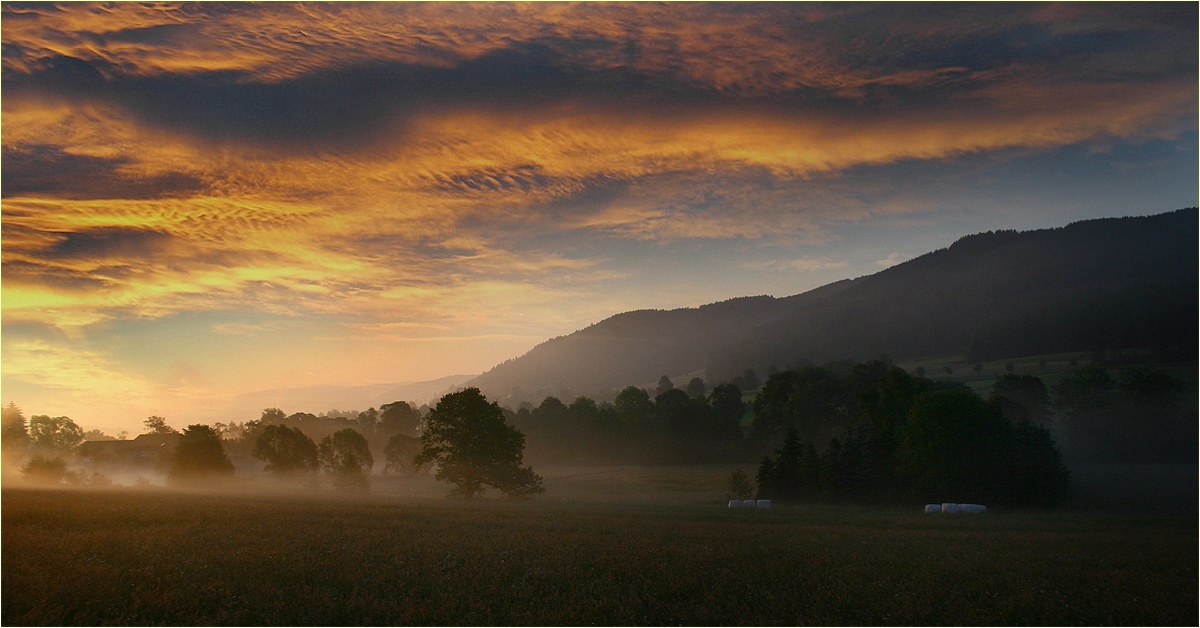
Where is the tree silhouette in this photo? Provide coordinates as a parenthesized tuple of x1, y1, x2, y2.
(21, 456, 73, 484)
(28, 415, 84, 453)
(318, 428, 373, 491)
(756, 428, 820, 501)
(415, 388, 543, 498)
(1005, 419, 1069, 506)
(380, 401, 422, 436)
(686, 377, 707, 398)
(656, 375, 675, 396)
(614, 386, 653, 426)
(143, 416, 177, 435)
(653, 388, 693, 432)
(253, 425, 319, 477)
(726, 468, 754, 500)
(383, 433, 423, 475)
(169, 425, 235, 483)
(356, 408, 379, 433)
(709, 383, 746, 440)
(2, 402, 29, 451)
(897, 389, 1011, 504)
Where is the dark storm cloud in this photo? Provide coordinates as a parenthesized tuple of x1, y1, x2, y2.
(3, 43, 709, 151)
(2, 2, 1195, 154)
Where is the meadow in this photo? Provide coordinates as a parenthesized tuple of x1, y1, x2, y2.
(3, 467, 1196, 626)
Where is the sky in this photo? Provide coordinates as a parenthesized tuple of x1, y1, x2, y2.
(2, 2, 1197, 434)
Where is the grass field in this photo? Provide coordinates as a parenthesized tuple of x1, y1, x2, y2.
(3, 470, 1196, 626)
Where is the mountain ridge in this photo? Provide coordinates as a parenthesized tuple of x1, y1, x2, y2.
(468, 209, 1198, 403)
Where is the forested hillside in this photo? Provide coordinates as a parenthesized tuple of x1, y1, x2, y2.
(469, 209, 1197, 402)
(467, 295, 801, 401)
(711, 209, 1198, 380)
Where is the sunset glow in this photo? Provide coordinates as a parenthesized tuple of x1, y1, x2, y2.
(2, 2, 1196, 433)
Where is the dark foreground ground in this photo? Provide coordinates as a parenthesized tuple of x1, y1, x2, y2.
(2, 480, 1196, 626)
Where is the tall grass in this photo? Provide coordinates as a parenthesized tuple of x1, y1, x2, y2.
(3, 486, 1195, 625)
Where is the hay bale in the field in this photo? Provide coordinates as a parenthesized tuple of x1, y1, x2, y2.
(756, 499, 772, 509)
(941, 502, 961, 514)
(961, 503, 987, 514)
(924, 503, 942, 514)
(742, 499, 757, 508)
(728, 499, 742, 508)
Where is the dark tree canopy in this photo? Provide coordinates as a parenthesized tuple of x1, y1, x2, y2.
(751, 366, 846, 445)
(614, 386, 653, 426)
(28, 415, 84, 453)
(898, 389, 1012, 504)
(534, 396, 568, 422)
(318, 428, 373, 490)
(253, 425, 319, 476)
(727, 468, 754, 500)
(752, 362, 1069, 507)
(653, 388, 693, 432)
(709, 383, 746, 440)
(357, 407, 379, 432)
(169, 424, 235, 483)
(21, 455, 72, 484)
(415, 388, 543, 498)
(2, 402, 29, 450)
(143, 416, 177, 435)
(380, 400, 422, 435)
(383, 433, 422, 475)
(756, 428, 820, 502)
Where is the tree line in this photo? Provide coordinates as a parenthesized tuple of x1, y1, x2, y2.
(2, 360, 1191, 504)
(753, 375, 1068, 507)
(1, 390, 539, 498)
(746, 360, 1193, 507)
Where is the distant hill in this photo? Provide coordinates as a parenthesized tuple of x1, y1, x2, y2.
(466, 294, 803, 400)
(468, 209, 1198, 402)
(217, 374, 475, 420)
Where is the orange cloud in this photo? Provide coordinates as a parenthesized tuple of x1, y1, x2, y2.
(4, 64, 1193, 329)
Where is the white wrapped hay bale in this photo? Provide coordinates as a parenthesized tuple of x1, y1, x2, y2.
(961, 503, 987, 514)
(756, 499, 772, 509)
(924, 503, 941, 514)
(941, 502, 961, 514)
(742, 499, 757, 508)
(728, 499, 742, 508)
